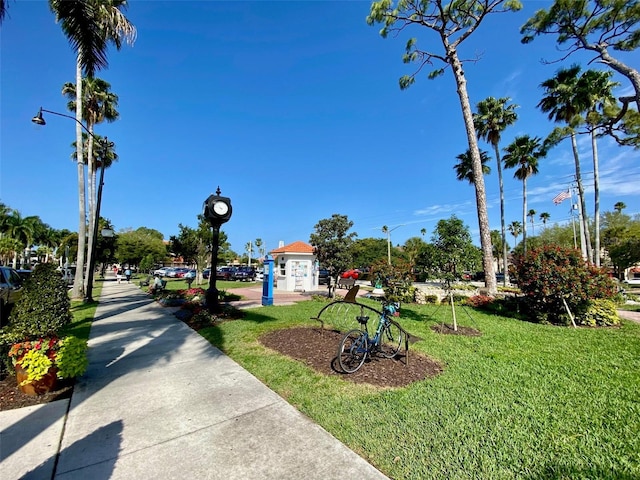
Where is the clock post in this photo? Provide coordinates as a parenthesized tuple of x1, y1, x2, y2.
(203, 187, 232, 313)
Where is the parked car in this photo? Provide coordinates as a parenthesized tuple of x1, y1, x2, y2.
(318, 269, 331, 285)
(624, 275, 640, 286)
(183, 269, 197, 279)
(340, 269, 360, 280)
(16, 269, 32, 281)
(154, 267, 172, 277)
(233, 266, 256, 281)
(165, 267, 181, 278)
(202, 268, 211, 279)
(174, 268, 192, 278)
(0, 266, 24, 327)
(216, 266, 236, 281)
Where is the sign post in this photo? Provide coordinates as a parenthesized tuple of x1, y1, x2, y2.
(262, 255, 274, 306)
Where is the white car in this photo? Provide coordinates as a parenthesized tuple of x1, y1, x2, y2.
(154, 267, 171, 277)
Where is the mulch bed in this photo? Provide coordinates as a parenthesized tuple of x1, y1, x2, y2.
(430, 323, 482, 336)
(260, 326, 443, 388)
(0, 376, 74, 411)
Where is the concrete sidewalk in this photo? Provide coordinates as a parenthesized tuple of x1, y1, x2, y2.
(1, 279, 387, 479)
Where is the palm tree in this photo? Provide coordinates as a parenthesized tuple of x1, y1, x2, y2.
(576, 69, 618, 267)
(503, 135, 545, 255)
(614, 202, 626, 213)
(527, 209, 537, 236)
(4, 211, 37, 268)
(539, 212, 550, 229)
(63, 77, 119, 218)
(254, 238, 264, 259)
(420, 228, 426, 237)
(474, 96, 518, 285)
(508, 221, 522, 250)
(538, 65, 593, 263)
(454, 149, 491, 184)
(50, 0, 135, 300)
(490, 229, 505, 272)
(63, 78, 119, 292)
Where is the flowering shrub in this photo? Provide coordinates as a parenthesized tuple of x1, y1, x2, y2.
(466, 295, 494, 309)
(8, 336, 88, 385)
(8, 337, 59, 366)
(178, 288, 206, 302)
(511, 245, 617, 325)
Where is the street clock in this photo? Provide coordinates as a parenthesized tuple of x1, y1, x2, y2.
(203, 188, 232, 225)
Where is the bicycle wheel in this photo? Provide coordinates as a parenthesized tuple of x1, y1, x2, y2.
(378, 320, 405, 359)
(337, 329, 368, 373)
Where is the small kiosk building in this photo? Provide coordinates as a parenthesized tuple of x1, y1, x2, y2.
(270, 241, 317, 292)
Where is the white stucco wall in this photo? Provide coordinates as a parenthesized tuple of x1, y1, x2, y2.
(274, 253, 315, 291)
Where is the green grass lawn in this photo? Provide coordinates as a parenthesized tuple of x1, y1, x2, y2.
(195, 299, 640, 480)
(63, 281, 103, 342)
(157, 278, 259, 292)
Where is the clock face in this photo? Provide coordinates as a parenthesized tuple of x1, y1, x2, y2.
(213, 201, 229, 215)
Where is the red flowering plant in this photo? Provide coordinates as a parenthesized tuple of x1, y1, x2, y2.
(179, 288, 206, 302)
(511, 245, 617, 325)
(8, 337, 60, 366)
(8, 336, 88, 386)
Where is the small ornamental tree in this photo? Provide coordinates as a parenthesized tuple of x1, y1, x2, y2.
(369, 258, 415, 303)
(511, 245, 617, 325)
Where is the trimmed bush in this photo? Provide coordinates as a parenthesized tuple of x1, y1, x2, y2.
(511, 245, 617, 325)
(466, 295, 494, 309)
(7, 263, 72, 339)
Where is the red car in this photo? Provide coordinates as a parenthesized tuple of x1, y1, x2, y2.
(340, 269, 360, 280)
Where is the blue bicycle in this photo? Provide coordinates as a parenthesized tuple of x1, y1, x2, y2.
(337, 301, 405, 373)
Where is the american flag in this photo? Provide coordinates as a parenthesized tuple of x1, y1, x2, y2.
(553, 190, 571, 205)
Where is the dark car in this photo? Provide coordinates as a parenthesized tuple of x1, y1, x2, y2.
(0, 266, 24, 327)
(216, 266, 236, 281)
(233, 266, 256, 281)
(202, 268, 211, 279)
(16, 269, 32, 281)
(318, 269, 331, 285)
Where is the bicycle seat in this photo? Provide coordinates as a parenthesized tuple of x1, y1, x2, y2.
(356, 315, 369, 325)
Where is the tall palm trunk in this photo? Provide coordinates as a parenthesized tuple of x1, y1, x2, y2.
(84, 124, 96, 294)
(449, 48, 496, 294)
(570, 132, 593, 262)
(591, 129, 601, 267)
(72, 58, 86, 300)
(522, 179, 527, 254)
(493, 142, 508, 283)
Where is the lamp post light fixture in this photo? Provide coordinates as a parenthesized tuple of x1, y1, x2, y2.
(32, 107, 111, 302)
(202, 187, 232, 313)
(383, 224, 404, 265)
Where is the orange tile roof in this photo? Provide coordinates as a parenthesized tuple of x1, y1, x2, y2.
(270, 241, 315, 254)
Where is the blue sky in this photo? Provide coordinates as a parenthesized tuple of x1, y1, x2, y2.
(1, 1, 638, 256)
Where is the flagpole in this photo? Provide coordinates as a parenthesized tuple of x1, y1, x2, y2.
(572, 187, 587, 259)
(570, 203, 577, 249)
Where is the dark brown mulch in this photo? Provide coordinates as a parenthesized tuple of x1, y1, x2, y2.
(0, 375, 74, 412)
(260, 326, 443, 388)
(431, 323, 482, 336)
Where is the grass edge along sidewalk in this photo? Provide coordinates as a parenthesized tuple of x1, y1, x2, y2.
(193, 298, 640, 480)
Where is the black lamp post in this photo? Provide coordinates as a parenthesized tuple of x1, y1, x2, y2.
(202, 187, 232, 313)
(32, 107, 111, 302)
